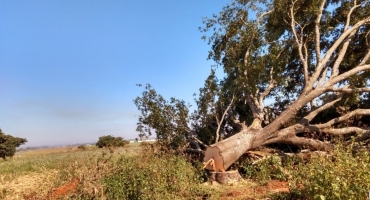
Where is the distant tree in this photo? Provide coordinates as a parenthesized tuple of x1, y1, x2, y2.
(96, 135, 128, 148)
(0, 128, 27, 160)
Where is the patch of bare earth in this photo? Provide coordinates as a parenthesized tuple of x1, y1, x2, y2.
(48, 178, 80, 199)
(0, 170, 58, 200)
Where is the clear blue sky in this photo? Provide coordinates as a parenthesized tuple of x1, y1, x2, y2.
(0, 1, 230, 147)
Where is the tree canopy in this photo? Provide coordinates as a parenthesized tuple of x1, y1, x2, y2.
(135, 0, 370, 169)
(0, 129, 27, 160)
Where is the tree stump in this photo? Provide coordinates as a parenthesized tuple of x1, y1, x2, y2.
(209, 170, 242, 184)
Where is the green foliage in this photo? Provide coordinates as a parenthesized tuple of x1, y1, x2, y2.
(0, 129, 27, 160)
(237, 155, 289, 185)
(96, 135, 128, 148)
(288, 144, 370, 199)
(134, 84, 190, 149)
(103, 150, 203, 200)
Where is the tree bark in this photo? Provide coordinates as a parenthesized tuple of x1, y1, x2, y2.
(209, 170, 242, 184)
(203, 129, 261, 171)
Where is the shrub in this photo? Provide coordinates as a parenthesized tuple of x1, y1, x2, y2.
(288, 144, 370, 199)
(103, 151, 203, 199)
(96, 135, 129, 148)
(77, 145, 86, 150)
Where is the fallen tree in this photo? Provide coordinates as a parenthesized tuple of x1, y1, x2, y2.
(202, 0, 370, 171)
(135, 0, 370, 172)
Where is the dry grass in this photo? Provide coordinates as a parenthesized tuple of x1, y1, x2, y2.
(1, 143, 292, 200)
(0, 170, 58, 200)
(0, 145, 138, 199)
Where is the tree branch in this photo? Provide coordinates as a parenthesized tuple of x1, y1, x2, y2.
(300, 95, 342, 123)
(314, 0, 326, 65)
(290, 0, 309, 83)
(320, 127, 370, 135)
(326, 64, 370, 87)
(329, 87, 370, 93)
(312, 109, 370, 129)
(215, 94, 235, 143)
(344, 0, 361, 32)
(359, 49, 370, 66)
(315, 16, 370, 83)
(331, 30, 356, 77)
(265, 135, 332, 151)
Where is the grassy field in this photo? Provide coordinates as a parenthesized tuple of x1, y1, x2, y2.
(0, 144, 141, 200)
(1, 142, 369, 199)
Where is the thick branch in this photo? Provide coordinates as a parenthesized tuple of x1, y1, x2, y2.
(266, 135, 332, 151)
(320, 127, 370, 135)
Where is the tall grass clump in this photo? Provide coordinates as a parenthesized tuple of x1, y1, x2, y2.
(289, 143, 370, 199)
(103, 146, 203, 200)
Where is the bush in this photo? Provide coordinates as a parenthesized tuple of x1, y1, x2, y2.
(103, 151, 203, 199)
(96, 135, 129, 148)
(288, 144, 370, 199)
(77, 145, 86, 150)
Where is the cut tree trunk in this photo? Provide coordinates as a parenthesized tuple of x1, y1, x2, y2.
(203, 118, 269, 171)
(209, 170, 242, 184)
(203, 129, 260, 171)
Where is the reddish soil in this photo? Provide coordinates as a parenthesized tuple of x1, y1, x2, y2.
(49, 179, 79, 199)
(267, 180, 290, 193)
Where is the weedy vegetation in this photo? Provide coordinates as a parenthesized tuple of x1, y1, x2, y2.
(1, 141, 370, 199)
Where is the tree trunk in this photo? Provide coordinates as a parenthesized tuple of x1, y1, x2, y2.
(209, 170, 242, 184)
(203, 129, 259, 171)
(204, 117, 265, 171)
